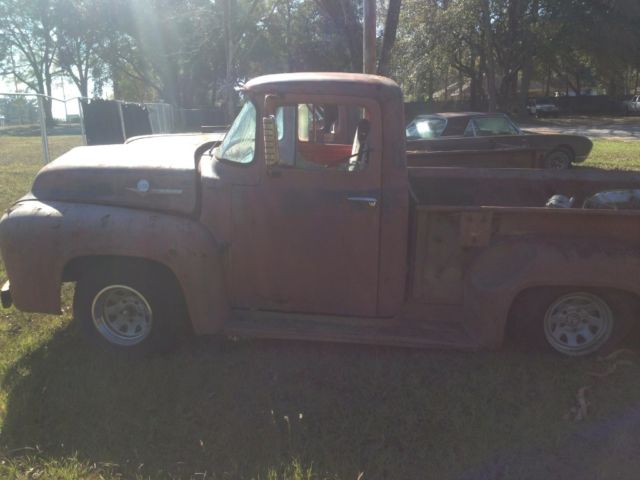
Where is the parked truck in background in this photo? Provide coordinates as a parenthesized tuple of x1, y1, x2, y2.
(1, 73, 640, 357)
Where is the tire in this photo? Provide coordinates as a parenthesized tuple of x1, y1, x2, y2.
(544, 148, 572, 169)
(509, 288, 637, 357)
(73, 264, 187, 355)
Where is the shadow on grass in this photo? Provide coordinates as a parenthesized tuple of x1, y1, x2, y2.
(1, 322, 640, 479)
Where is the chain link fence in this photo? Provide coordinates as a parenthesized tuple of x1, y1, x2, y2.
(0, 93, 224, 164)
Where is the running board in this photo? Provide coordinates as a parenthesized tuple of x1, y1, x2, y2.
(222, 309, 479, 350)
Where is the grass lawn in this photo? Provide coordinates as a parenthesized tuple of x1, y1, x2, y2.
(583, 139, 640, 170)
(0, 136, 639, 479)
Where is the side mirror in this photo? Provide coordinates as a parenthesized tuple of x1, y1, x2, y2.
(263, 115, 280, 167)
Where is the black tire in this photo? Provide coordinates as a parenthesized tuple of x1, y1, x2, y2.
(509, 288, 637, 357)
(544, 148, 572, 169)
(73, 263, 188, 355)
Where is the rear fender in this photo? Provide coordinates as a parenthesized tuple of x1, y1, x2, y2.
(0, 200, 228, 334)
(464, 238, 640, 347)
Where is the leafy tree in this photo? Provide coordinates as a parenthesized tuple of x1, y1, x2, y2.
(55, 0, 110, 97)
(0, 0, 59, 122)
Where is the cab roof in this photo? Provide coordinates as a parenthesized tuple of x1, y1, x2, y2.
(243, 72, 402, 101)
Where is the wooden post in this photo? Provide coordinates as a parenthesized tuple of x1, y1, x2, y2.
(363, 0, 376, 74)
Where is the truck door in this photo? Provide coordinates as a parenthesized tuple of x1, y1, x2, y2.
(230, 97, 382, 316)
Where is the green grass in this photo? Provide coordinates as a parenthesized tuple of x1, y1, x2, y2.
(583, 139, 640, 170)
(0, 135, 639, 479)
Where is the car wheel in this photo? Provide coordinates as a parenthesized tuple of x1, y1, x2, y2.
(73, 265, 187, 355)
(510, 289, 636, 357)
(544, 149, 572, 169)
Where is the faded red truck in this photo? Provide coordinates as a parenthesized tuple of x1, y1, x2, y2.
(1, 73, 639, 357)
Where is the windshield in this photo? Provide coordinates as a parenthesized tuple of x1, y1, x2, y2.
(216, 102, 256, 164)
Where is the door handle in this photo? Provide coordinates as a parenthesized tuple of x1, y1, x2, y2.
(347, 196, 377, 207)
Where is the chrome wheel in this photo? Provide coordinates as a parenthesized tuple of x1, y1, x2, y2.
(91, 285, 153, 346)
(544, 292, 613, 356)
(545, 150, 571, 169)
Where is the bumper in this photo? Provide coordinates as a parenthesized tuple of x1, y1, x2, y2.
(1, 281, 11, 308)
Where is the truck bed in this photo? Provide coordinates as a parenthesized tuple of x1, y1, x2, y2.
(405, 167, 640, 345)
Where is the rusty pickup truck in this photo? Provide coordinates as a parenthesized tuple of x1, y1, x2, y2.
(1, 72, 639, 357)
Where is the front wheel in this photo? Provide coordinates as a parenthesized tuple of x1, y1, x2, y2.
(73, 265, 187, 355)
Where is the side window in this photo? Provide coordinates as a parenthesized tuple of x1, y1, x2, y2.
(275, 103, 369, 172)
(472, 116, 519, 136)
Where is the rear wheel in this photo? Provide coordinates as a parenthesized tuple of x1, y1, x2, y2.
(73, 264, 187, 355)
(510, 288, 636, 357)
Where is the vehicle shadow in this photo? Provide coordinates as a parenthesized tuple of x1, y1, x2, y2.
(1, 322, 639, 479)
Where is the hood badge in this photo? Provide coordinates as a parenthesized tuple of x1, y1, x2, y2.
(126, 179, 183, 196)
(136, 179, 150, 193)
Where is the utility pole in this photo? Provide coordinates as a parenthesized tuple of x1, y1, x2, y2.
(363, 0, 376, 74)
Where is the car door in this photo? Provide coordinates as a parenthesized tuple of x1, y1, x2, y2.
(230, 96, 382, 317)
(470, 116, 537, 167)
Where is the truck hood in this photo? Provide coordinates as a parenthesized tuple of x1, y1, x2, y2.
(31, 134, 220, 216)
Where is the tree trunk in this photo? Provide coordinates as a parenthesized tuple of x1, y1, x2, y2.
(470, 73, 479, 110)
(480, 0, 497, 111)
(444, 67, 449, 102)
(545, 65, 551, 96)
(428, 70, 434, 101)
(223, 0, 235, 121)
(519, 60, 533, 115)
(363, 0, 376, 73)
(377, 0, 402, 76)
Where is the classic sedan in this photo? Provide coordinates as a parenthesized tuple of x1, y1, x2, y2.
(405, 112, 592, 169)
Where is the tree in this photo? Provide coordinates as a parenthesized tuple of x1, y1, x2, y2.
(0, 0, 59, 122)
(55, 0, 109, 97)
(378, 0, 402, 76)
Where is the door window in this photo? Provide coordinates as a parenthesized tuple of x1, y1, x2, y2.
(274, 103, 369, 171)
(470, 116, 520, 136)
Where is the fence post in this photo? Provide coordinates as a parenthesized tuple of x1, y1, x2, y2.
(117, 101, 127, 141)
(37, 95, 50, 163)
(77, 98, 87, 145)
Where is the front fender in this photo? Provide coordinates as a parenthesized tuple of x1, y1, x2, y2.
(463, 238, 640, 347)
(0, 200, 228, 334)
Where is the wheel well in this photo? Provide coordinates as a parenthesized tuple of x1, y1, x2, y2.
(551, 144, 575, 160)
(62, 256, 187, 314)
(508, 286, 640, 329)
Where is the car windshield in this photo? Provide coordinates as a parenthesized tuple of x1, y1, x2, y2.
(406, 117, 446, 139)
(216, 102, 256, 164)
